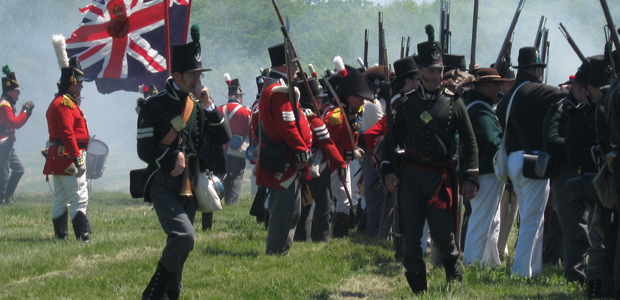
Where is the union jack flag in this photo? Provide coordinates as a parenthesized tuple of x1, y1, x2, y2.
(66, 0, 191, 94)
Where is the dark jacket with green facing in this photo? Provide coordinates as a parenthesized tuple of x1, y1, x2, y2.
(464, 90, 502, 175)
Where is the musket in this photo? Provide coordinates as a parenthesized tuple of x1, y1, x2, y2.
(445, 2, 451, 53)
(400, 37, 405, 59)
(364, 29, 369, 68)
(559, 23, 586, 63)
(599, 0, 620, 73)
(440, 0, 446, 52)
(405, 36, 411, 57)
(469, 0, 479, 71)
(378, 12, 384, 66)
(495, 0, 527, 69)
(541, 28, 550, 84)
(270, 0, 321, 115)
(534, 16, 546, 49)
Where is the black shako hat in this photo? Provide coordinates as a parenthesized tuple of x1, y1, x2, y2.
(589, 54, 613, 89)
(2, 65, 20, 94)
(59, 56, 87, 85)
(417, 24, 444, 68)
(514, 47, 546, 69)
(443, 54, 466, 71)
(171, 25, 212, 73)
(227, 79, 245, 96)
(491, 60, 516, 81)
(299, 78, 328, 108)
(268, 43, 300, 67)
(572, 56, 591, 86)
(393, 56, 418, 84)
(335, 68, 374, 102)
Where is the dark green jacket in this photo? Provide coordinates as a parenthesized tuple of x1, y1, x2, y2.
(464, 90, 502, 175)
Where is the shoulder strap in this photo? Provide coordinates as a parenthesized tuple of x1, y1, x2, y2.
(409, 95, 451, 138)
(506, 81, 532, 153)
(466, 100, 493, 111)
(161, 96, 194, 146)
(228, 104, 243, 119)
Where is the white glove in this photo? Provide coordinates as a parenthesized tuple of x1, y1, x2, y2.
(354, 149, 364, 161)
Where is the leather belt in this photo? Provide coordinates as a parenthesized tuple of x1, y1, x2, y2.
(50, 138, 88, 150)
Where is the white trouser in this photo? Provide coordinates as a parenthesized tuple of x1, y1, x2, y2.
(52, 173, 88, 219)
(331, 164, 351, 214)
(463, 174, 505, 267)
(507, 151, 550, 277)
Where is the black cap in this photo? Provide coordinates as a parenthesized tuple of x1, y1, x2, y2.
(335, 68, 374, 102)
(416, 24, 443, 68)
(443, 54, 466, 71)
(589, 54, 613, 89)
(393, 56, 418, 83)
(514, 47, 546, 69)
(268, 43, 299, 67)
(299, 78, 328, 108)
(572, 57, 591, 86)
(171, 25, 211, 73)
(59, 57, 87, 85)
(1, 65, 20, 94)
(227, 78, 245, 96)
(491, 60, 515, 81)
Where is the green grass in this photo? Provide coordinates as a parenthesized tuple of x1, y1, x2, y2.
(1, 193, 585, 299)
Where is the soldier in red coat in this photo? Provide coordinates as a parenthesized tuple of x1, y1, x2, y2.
(256, 43, 312, 255)
(0, 65, 33, 205)
(44, 50, 91, 242)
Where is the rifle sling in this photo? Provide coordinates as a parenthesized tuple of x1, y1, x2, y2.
(161, 96, 195, 146)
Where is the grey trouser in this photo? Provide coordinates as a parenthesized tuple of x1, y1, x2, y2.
(361, 151, 387, 237)
(586, 203, 605, 281)
(266, 180, 301, 255)
(550, 165, 590, 282)
(0, 143, 23, 202)
(224, 154, 246, 205)
(399, 168, 459, 274)
(150, 171, 197, 293)
(295, 167, 333, 242)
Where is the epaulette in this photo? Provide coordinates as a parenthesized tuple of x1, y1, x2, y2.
(272, 85, 300, 102)
(61, 95, 75, 109)
(0, 100, 11, 108)
(328, 108, 342, 125)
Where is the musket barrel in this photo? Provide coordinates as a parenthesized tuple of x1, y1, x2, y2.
(495, 0, 526, 69)
(559, 23, 586, 63)
(599, 0, 620, 65)
(470, 0, 479, 71)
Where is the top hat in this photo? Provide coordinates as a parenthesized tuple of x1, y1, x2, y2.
(514, 47, 546, 69)
(2, 65, 20, 94)
(268, 43, 300, 67)
(392, 56, 418, 83)
(472, 68, 505, 83)
(227, 78, 245, 96)
(589, 54, 613, 89)
(443, 54, 466, 71)
(417, 24, 444, 68)
(571, 57, 592, 86)
(59, 57, 87, 85)
(171, 25, 212, 74)
(335, 68, 374, 101)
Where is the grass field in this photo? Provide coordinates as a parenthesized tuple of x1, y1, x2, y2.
(0, 192, 586, 299)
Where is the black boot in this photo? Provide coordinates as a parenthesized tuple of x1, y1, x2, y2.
(52, 211, 69, 240)
(142, 262, 173, 300)
(587, 279, 603, 299)
(405, 271, 427, 294)
(332, 212, 349, 238)
(442, 257, 463, 283)
(72, 211, 91, 242)
(165, 289, 179, 300)
(202, 212, 213, 231)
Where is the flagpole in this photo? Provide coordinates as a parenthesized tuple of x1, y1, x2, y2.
(185, 0, 192, 41)
(164, 0, 171, 76)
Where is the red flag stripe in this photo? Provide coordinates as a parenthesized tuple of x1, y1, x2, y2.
(131, 0, 139, 9)
(128, 2, 164, 32)
(78, 43, 106, 62)
(104, 36, 128, 78)
(129, 39, 166, 72)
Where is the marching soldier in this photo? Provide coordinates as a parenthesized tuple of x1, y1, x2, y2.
(381, 26, 479, 293)
(256, 43, 312, 255)
(44, 52, 90, 242)
(137, 26, 230, 300)
(495, 46, 567, 277)
(219, 76, 251, 205)
(325, 63, 373, 238)
(0, 65, 33, 204)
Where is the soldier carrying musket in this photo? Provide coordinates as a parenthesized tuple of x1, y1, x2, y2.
(381, 25, 479, 294)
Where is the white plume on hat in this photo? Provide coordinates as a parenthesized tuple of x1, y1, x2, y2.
(224, 73, 231, 85)
(52, 34, 69, 69)
(333, 55, 347, 77)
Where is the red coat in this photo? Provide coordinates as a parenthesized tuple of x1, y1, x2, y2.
(248, 99, 260, 164)
(306, 112, 346, 172)
(43, 94, 89, 176)
(218, 101, 251, 149)
(323, 105, 357, 162)
(256, 83, 312, 189)
(0, 99, 28, 142)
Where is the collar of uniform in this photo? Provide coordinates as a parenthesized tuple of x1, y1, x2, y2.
(227, 98, 241, 104)
(165, 77, 188, 101)
(515, 71, 542, 85)
(0, 95, 15, 106)
(465, 89, 494, 106)
(416, 82, 442, 101)
(267, 70, 287, 81)
(565, 90, 580, 108)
